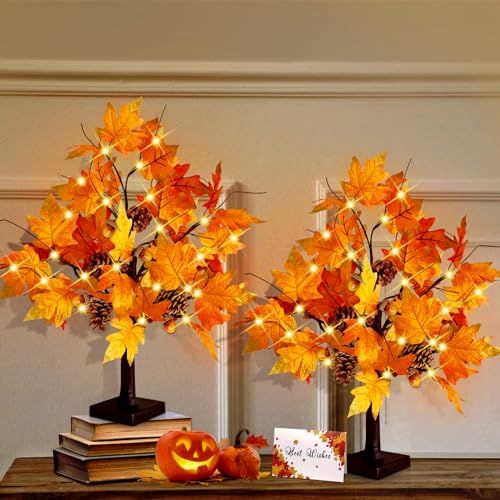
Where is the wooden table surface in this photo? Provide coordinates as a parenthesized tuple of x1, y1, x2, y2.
(1, 455, 500, 499)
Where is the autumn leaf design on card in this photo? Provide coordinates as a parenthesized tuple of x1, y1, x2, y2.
(272, 428, 346, 482)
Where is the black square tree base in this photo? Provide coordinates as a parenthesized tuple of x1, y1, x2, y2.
(347, 451, 410, 479)
(89, 397, 166, 426)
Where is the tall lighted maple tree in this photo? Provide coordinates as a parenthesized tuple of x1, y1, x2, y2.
(243, 153, 499, 420)
(0, 98, 259, 366)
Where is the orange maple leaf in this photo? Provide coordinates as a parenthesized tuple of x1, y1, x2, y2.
(191, 322, 218, 360)
(435, 376, 463, 414)
(344, 323, 379, 371)
(243, 299, 297, 353)
(24, 275, 80, 327)
(341, 153, 389, 207)
(98, 269, 137, 316)
(195, 271, 254, 330)
(440, 324, 490, 384)
(27, 194, 78, 249)
(97, 98, 144, 153)
(0, 245, 52, 297)
(272, 247, 322, 303)
(270, 328, 323, 381)
(374, 338, 415, 375)
(146, 236, 198, 291)
(393, 289, 443, 344)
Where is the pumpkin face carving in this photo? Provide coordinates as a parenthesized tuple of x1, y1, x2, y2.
(156, 430, 219, 481)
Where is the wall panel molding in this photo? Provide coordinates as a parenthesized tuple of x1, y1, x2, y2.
(3, 60, 500, 97)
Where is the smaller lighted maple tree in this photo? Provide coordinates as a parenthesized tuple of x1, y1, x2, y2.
(0, 98, 259, 366)
(243, 153, 499, 419)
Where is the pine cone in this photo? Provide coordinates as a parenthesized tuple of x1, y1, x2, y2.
(333, 351, 357, 385)
(88, 297, 113, 331)
(86, 252, 112, 278)
(373, 259, 398, 286)
(127, 205, 152, 232)
(157, 288, 191, 320)
(402, 343, 436, 376)
(334, 306, 357, 332)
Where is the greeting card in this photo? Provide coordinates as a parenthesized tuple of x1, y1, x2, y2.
(272, 428, 346, 482)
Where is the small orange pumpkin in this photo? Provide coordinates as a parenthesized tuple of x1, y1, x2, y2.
(219, 429, 268, 479)
(156, 430, 219, 482)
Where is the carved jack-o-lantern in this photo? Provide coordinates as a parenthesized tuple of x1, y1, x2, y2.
(156, 430, 220, 481)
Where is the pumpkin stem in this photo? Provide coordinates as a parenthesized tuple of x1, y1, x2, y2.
(234, 428, 250, 447)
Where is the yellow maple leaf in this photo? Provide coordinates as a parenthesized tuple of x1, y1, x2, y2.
(393, 289, 442, 344)
(97, 98, 144, 153)
(109, 202, 136, 262)
(444, 280, 487, 311)
(348, 370, 390, 419)
(27, 194, 77, 248)
(269, 329, 322, 381)
(104, 316, 145, 366)
(195, 271, 254, 330)
(341, 153, 389, 207)
(243, 299, 297, 353)
(146, 236, 198, 291)
(354, 257, 380, 316)
(199, 226, 245, 259)
(24, 275, 80, 327)
(272, 246, 322, 303)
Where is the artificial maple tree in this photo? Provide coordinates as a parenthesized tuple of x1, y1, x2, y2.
(243, 153, 499, 419)
(0, 98, 259, 365)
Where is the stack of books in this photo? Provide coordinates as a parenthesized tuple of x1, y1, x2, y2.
(53, 411, 191, 483)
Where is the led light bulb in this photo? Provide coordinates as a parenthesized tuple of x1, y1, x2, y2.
(441, 306, 449, 315)
(474, 287, 483, 296)
(254, 317, 264, 327)
(309, 263, 319, 273)
(445, 270, 455, 280)
(325, 325, 334, 334)
(323, 358, 332, 367)
(428, 338, 437, 347)
(193, 288, 202, 298)
(102, 197, 111, 207)
(321, 230, 331, 240)
(229, 233, 239, 242)
(183, 284, 193, 294)
(137, 316, 147, 326)
(199, 216, 210, 226)
(390, 247, 400, 256)
(76, 176, 86, 186)
(294, 304, 305, 314)
(346, 200, 355, 209)
(196, 252, 205, 261)
(80, 272, 89, 281)
(347, 250, 356, 261)
(146, 193, 155, 202)
(64, 210, 73, 220)
(152, 282, 162, 292)
(155, 224, 164, 233)
(49, 250, 59, 260)
(380, 214, 389, 224)
(39, 276, 49, 286)
(135, 160, 144, 170)
(101, 146, 110, 156)
(285, 330, 294, 339)
(401, 277, 410, 287)
(397, 190, 406, 200)
(78, 303, 88, 314)
(357, 316, 366, 326)
(151, 136, 161, 146)
(397, 336, 407, 346)
(438, 342, 447, 352)
(382, 369, 392, 379)
(426, 368, 436, 378)
(112, 262, 121, 272)
(9, 263, 18, 272)
(181, 314, 191, 325)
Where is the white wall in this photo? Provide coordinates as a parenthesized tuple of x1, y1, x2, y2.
(1, 0, 500, 477)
